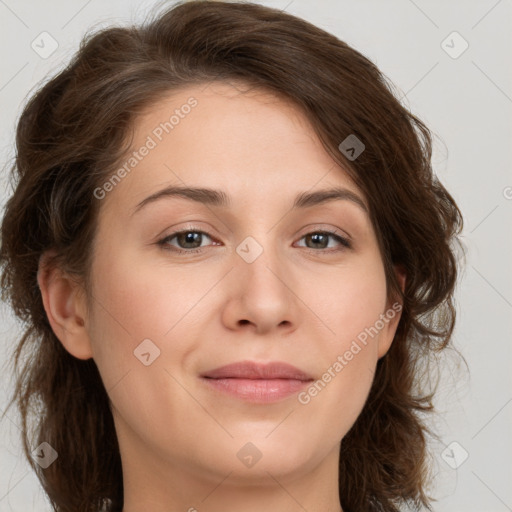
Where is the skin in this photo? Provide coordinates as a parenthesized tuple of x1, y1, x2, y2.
(38, 81, 405, 512)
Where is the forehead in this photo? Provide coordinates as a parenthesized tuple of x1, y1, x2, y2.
(100, 80, 365, 214)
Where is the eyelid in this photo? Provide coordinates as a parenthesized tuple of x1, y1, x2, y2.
(295, 224, 351, 242)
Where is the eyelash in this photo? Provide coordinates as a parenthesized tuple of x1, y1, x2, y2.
(156, 226, 352, 255)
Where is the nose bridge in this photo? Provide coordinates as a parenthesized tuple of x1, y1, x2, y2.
(230, 230, 295, 331)
(235, 231, 288, 294)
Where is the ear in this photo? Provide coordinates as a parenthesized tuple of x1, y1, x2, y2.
(377, 264, 406, 359)
(37, 250, 93, 360)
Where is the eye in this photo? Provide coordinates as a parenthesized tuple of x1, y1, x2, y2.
(157, 228, 217, 254)
(294, 230, 351, 252)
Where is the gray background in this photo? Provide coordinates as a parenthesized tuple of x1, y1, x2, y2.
(0, 0, 511, 510)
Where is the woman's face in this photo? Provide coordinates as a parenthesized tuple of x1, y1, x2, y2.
(63, 81, 403, 503)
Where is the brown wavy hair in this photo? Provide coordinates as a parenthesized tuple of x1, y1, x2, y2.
(0, 1, 463, 511)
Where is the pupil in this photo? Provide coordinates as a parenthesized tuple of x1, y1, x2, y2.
(179, 232, 201, 248)
(310, 233, 327, 248)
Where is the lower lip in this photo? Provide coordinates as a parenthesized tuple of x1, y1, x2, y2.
(201, 377, 311, 403)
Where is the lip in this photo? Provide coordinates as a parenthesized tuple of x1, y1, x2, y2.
(200, 361, 314, 404)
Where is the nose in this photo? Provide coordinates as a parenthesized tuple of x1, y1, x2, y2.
(220, 241, 299, 336)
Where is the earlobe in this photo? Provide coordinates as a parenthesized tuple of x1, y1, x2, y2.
(377, 264, 407, 359)
(37, 251, 93, 360)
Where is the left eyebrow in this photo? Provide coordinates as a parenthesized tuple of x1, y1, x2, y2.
(292, 187, 368, 213)
(132, 185, 368, 216)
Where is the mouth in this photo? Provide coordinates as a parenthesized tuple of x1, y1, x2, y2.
(200, 360, 314, 404)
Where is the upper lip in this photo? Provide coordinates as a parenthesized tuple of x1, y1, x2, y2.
(201, 361, 314, 381)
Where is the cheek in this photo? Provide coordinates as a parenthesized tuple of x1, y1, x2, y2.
(89, 246, 201, 339)
(297, 316, 383, 444)
(296, 255, 388, 435)
(313, 255, 388, 344)
(85, 242, 218, 391)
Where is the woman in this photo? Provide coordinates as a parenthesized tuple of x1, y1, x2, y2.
(0, 1, 463, 511)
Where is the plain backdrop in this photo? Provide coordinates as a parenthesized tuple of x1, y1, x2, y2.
(0, 1, 511, 511)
